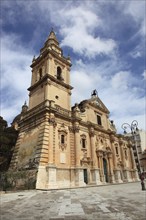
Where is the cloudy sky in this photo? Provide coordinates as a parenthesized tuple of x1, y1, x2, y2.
(1, 0, 146, 133)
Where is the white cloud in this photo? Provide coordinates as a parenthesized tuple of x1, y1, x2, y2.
(1, 33, 33, 124)
(1, 0, 145, 133)
(58, 6, 117, 58)
(61, 30, 117, 58)
(111, 71, 130, 91)
(125, 1, 145, 23)
(142, 70, 146, 80)
(124, 0, 145, 37)
(70, 60, 145, 133)
(130, 50, 142, 59)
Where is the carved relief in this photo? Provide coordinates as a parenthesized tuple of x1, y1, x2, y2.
(58, 123, 68, 151)
(80, 155, 92, 166)
(117, 157, 123, 167)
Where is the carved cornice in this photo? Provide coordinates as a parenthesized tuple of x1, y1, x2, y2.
(28, 74, 73, 92)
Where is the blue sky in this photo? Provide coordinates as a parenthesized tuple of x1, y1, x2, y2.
(1, 0, 146, 133)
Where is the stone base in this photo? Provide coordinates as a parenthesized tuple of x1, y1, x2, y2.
(94, 169, 102, 185)
(36, 165, 48, 189)
(75, 168, 86, 187)
(114, 170, 123, 183)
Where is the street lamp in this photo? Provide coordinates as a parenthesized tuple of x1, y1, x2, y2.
(121, 120, 145, 190)
(122, 120, 141, 175)
(121, 120, 140, 174)
(121, 120, 139, 135)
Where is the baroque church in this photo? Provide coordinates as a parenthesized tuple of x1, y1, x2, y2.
(10, 30, 139, 189)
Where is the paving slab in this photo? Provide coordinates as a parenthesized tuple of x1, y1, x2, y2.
(0, 182, 146, 220)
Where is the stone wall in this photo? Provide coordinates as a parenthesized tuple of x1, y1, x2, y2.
(0, 169, 37, 191)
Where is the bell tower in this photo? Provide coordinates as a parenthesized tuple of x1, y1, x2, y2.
(28, 30, 73, 111)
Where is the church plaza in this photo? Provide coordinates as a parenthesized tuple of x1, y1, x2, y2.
(1, 181, 146, 220)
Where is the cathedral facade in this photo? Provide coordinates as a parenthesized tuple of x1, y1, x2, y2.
(10, 30, 139, 189)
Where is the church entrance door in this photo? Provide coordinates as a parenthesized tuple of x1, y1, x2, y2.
(103, 158, 108, 182)
(83, 169, 88, 184)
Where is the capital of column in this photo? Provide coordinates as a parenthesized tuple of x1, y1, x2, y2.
(119, 138, 124, 146)
(68, 125, 80, 133)
(107, 152, 112, 159)
(89, 127, 95, 137)
(97, 150, 103, 158)
(110, 134, 115, 143)
(74, 125, 80, 133)
(48, 117, 57, 127)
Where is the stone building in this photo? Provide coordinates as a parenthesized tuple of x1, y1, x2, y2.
(123, 130, 146, 175)
(10, 30, 139, 189)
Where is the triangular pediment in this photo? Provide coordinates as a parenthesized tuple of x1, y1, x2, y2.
(78, 95, 110, 114)
(88, 96, 110, 113)
(80, 95, 109, 114)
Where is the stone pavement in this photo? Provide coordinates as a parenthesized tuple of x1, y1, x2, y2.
(0, 182, 146, 220)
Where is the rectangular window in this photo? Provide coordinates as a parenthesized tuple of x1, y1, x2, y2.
(82, 139, 86, 148)
(61, 135, 65, 144)
(115, 146, 118, 155)
(97, 115, 102, 125)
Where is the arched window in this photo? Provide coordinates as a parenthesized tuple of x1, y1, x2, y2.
(97, 115, 102, 125)
(82, 138, 86, 148)
(115, 145, 119, 155)
(39, 68, 42, 80)
(57, 66, 62, 80)
(61, 134, 65, 144)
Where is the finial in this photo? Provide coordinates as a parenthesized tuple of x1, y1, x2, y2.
(21, 101, 28, 113)
(91, 89, 98, 97)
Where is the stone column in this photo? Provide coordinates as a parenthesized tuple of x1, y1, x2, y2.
(107, 153, 115, 183)
(129, 146, 136, 169)
(110, 135, 117, 170)
(73, 122, 86, 186)
(48, 116, 56, 164)
(89, 127, 97, 167)
(129, 145, 139, 181)
(89, 128, 101, 185)
(74, 122, 80, 167)
(119, 139, 126, 168)
(97, 151, 104, 183)
(45, 79, 51, 100)
(46, 115, 58, 189)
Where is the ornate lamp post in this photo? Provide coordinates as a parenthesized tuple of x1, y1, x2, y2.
(121, 120, 139, 135)
(121, 120, 140, 173)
